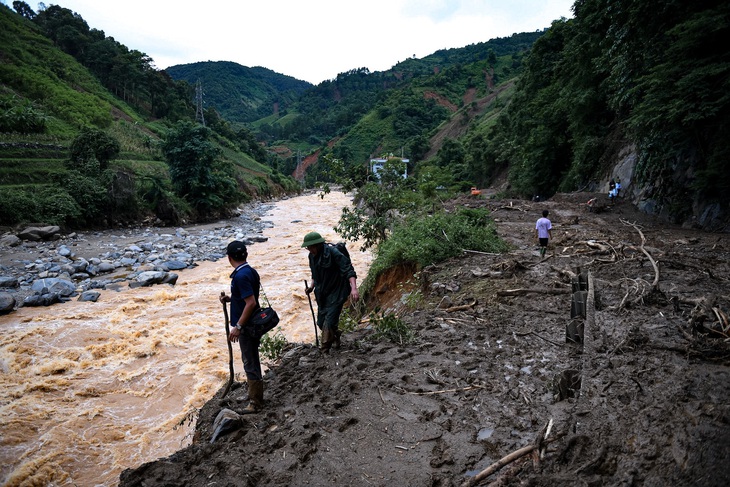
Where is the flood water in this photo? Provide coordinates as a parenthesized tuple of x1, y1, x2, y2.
(0, 191, 372, 487)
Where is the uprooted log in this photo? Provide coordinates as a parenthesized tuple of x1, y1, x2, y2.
(622, 219, 659, 288)
(606, 220, 661, 310)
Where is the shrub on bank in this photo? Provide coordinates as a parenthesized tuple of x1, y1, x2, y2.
(363, 207, 509, 293)
(0, 185, 82, 226)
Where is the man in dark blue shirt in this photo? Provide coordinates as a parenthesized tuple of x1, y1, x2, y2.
(219, 241, 264, 413)
(302, 232, 359, 352)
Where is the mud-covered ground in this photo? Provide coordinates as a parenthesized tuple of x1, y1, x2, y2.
(119, 192, 730, 487)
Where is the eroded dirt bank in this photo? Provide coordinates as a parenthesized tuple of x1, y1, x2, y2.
(119, 192, 730, 487)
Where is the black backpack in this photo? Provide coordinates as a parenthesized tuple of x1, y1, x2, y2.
(328, 242, 351, 265)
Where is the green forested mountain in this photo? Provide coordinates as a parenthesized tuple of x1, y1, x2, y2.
(165, 62, 312, 124)
(248, 0, 728, 229)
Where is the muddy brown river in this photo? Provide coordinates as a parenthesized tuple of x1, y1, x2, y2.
(0, 191, 372, 486)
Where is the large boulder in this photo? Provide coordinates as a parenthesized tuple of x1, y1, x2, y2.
(23, 293, 62, 307)
(0, 292, 15, 314)
(129, 271, 178, 288)
(160, 260, 188, 271)
(17, 226, 61, 241)
(31, 277, 77, 297)
(97, 262, 117, 273)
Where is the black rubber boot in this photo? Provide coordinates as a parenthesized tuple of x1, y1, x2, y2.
(333, 330, 342, 349)
(241, 380, 263, 414)
(320, 329, 334, 353)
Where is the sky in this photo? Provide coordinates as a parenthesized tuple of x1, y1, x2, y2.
(7, 0, 575, 85)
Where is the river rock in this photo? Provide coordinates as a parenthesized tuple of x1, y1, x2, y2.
(57, 245, 73, 257)
(97, 262, 116, 273)
(129, 271, 178, 288)
(78, 291, 101, 302)
(0, 235, 21, 247)
(210, 408, 243, 443)
(0, 276, 19, 288)
(23, 293, 62, 307)
(31, 278, 77, 297)
(160, 260, 188, 271)
(0, 292, 15, 313)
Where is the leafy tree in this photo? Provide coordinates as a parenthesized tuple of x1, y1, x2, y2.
(408, 135, 430, 162)
(161, 121, 237, 216)
(12, 1, 35, 19)
(437, 138, 465, 167)
(334, 157, 414, 250)
(59, 170, 111, 224)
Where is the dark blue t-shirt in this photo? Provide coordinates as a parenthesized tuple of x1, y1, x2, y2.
(230, 263, 260, 325)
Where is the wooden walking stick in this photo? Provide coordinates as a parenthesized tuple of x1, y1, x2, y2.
(220, 291, 235, 398)
(305, 280, 319, 347)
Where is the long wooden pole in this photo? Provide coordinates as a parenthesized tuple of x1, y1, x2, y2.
(220, 291, 235, 397)
(305, 280, 319, 347)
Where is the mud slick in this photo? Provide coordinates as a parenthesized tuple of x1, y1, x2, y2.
(119, 192, 729, 487)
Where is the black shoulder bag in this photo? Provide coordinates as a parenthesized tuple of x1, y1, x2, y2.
(243, 284, 280, 339)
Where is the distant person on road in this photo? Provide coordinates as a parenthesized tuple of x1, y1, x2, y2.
(219, 241, 264, 413)
(615, 178, 622, 197)
(302, 232, 359, 353)
(535, 210, 552, 258)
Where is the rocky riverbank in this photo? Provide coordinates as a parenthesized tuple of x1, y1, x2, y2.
(0, 202, 277, 314)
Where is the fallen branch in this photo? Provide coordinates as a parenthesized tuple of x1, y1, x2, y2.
(526, 331, 563, 347)
(497, 288, 569, 297)
(496, 203, 529, 212)
(443, 299, 478, 312)
(550, 266, 577, 282)
(407, 385, 484, 395)
(461, 421, 562, 487)
(621, 219, 659, 288)
(463, 249, 503, 256)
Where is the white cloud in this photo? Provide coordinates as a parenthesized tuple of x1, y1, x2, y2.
(14, 0, 573, 84)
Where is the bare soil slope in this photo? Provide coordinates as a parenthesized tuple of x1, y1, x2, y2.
(120, 192, 730, 487)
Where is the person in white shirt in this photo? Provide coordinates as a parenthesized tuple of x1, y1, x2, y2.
(535, 210, 553, 258)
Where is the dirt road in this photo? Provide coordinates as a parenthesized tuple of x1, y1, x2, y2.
(119, 192, 730, 486)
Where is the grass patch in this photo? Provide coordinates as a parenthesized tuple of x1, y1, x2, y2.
(260, 330, 288, 362)
(368, 312, 415, 345)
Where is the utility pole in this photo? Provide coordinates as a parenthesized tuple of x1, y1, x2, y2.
(195, 79, 205, 126)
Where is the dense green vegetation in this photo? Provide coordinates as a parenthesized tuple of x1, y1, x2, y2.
(465, 0, 730, 221)
(0, 2, 297, 228)
(165, 62, 312, 124)
(2, 0, 728, 233)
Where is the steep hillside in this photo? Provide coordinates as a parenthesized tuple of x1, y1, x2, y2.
(0, 5, 138, 136)
(165, 62, 312, 124)
(0, 4, 296, 229)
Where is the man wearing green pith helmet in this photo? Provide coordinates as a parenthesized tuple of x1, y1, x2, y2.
(302, 232, 359, 352)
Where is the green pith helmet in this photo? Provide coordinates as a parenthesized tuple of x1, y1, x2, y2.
(301, 231, 325, 247)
